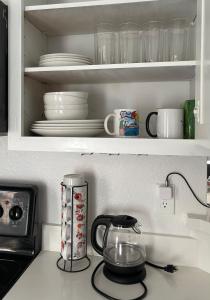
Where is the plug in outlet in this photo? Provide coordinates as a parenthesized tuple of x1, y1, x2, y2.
(156, 184, 175, 215)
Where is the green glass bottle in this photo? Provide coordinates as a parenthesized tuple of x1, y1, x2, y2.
(184, 99, 195, 139)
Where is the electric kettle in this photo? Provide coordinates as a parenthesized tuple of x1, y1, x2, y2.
(91, 215, 177, 300)
(91, 214, 146, 283)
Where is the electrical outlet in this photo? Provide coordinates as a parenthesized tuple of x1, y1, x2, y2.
(159, 198, 175, 214)
(156, 184, 175, 215)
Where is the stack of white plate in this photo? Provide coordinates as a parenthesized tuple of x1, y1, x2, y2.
(39, 53, 93, 67)
(44, 91, 89, 120)
(31, 120, 105, 137)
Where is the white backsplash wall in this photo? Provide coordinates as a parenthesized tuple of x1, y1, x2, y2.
(0, 137, 207, 237)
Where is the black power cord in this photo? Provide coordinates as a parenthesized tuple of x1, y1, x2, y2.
(165, 172, 210, 208)
(146, 261, 177, 273)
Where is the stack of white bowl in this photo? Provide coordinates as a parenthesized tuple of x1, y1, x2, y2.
(31, 91, 105, 137)
(44, 92, 88, 120)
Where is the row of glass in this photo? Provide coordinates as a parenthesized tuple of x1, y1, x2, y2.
(95, 19, 196, 64)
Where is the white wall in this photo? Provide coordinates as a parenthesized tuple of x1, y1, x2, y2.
(0, 137, 207, 237)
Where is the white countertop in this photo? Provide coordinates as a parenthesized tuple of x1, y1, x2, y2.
(4, 251, 210, 300)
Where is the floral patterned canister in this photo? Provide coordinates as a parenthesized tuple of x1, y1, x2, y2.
(61, 174, 88, 261)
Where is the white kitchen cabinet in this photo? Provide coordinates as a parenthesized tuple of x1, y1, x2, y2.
(8, 0, 210, 155)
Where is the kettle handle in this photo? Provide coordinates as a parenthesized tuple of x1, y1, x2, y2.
(91, 215, 112, 256)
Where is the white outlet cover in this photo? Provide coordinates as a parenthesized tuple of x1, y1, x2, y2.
(156, 184, 175, 215)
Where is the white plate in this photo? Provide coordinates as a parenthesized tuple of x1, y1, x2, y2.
(39, 57, 92, 61)
(32, 124, 104, 128)
(39, 61, 92, 67)
(32, 125, 104, 129)
(40, 52, 90, 56)
(40, 59, 92, 64)
(31, 128, 104, 137)
(40, 53, 92, 60)
(35, 119, 104, 124)
(40, 57, 92, 62)
(40, 56, 92, 62)
(40, 53, 91, 57)
(40, 58, 92, 62)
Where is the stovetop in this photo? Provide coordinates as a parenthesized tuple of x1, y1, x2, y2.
(0, 254, 32, 299)
(0, 183, 41, 299)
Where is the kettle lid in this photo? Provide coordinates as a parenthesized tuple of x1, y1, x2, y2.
(111, 215, 137, 228)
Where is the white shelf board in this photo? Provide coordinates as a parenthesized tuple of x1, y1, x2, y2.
(8, 136, 210, 156)
(25, 61, 196, 84)
(24, 0, 197, 35)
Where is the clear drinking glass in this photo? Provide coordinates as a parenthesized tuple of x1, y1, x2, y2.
(169, 18, 187, 61)
(95, 23, 118, 64)
(160, 25, 169, 61)
(120, 22, 140, 63)
(145, 21, 161, 62)
(185, 20, 196, 60)
(139, 29, 144, 62)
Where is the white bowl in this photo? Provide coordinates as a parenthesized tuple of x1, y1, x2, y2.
(44, 109, 88, 120)
(44, 104, 88, 110)
(45, 91, 88, 98)
(44, 94, 88, 105)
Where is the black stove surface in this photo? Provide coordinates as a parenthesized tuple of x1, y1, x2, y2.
(0, 184, 41, 298)
(0, 253, 32, 299)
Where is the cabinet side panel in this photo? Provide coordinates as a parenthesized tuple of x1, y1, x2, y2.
(0, 1, 8, 133)
(195, 0, 210, 138)
(24, 17, 47, 136)
(8, 0, 23, 137)
(24, 78, 46, 136)
(202, 0, 210, 124)
(24, 20, 47, 67)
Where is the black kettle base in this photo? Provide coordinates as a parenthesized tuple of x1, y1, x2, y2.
(103, 265, 146, 285)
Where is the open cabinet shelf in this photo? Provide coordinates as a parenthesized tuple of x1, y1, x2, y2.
(8, 0, 210, 155)
(25, 61, 196, 84)
(24, 0, 197, 35)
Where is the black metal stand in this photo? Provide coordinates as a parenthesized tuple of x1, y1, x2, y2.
(57, 181, 91, 273)
(57, 255, 91, 273)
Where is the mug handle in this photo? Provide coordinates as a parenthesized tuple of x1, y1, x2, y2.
(146, 112, 158, 138)
(104, 113, 116, 136)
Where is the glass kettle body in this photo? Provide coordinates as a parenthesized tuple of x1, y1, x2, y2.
(91, 215, 146, 275)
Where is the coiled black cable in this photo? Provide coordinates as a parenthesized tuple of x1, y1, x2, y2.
(165, 172, 210, 208)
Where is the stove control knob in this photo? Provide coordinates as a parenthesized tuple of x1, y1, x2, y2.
(0, 206, 3, 218)
(9, 206, 23, 221)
